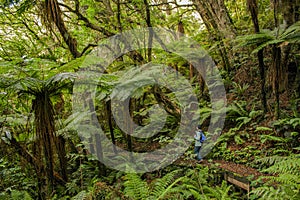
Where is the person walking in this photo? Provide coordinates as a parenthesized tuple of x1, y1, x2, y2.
(194, 125, 205, 163)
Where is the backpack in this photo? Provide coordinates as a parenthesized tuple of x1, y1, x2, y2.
(200, 131, 206, 143)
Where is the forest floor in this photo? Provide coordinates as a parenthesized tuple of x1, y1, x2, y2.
(116, 139, 269, 180)
(174, 156, 266, 180)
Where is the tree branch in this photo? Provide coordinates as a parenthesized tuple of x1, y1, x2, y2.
(58, 1, 114, 37)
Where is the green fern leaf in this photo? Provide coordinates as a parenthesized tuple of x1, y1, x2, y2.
(123, 173, 149, 199)
(255, 126, 273, 132)
(71, 191, 89, 200)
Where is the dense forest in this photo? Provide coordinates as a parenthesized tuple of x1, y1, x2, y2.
(0, 0, 299, 199)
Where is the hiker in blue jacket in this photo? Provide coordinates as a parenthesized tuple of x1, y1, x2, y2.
(194, 125, 205, 163)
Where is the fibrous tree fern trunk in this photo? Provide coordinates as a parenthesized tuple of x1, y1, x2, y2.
(56, 135, 68, 182)
(10, 73, 74, 198)
(33, 91, 56, 197)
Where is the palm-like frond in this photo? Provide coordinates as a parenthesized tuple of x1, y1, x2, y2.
(13, 77, 43, 95)
(280, 21, 300, 43)
(9, 72, 75, 97)
(45, 72, 75, 95)
(71, 190, 89, 200)
(235, 21, 300, 54)
(252, 38, 284, 54)
(235, 31, 274, 48)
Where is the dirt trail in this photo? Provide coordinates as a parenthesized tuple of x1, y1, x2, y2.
(174, 157, 268, 180)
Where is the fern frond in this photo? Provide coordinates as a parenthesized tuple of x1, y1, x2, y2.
(203, 184, 220, 197)
(261, 156, 300, 176)
(252, 39, 284, 54)
(150, 170, 180, 198)
(267, 174, 300, 189)
(235, 32, 274, 48)
(252, 185, 300, 200)
(259, 134, 289, 144)
(179, 167, 210, 199)
(71, 190, 89, 200)
(289, 118, 300, 128)
(220, 181, 233, 200)
(203, 181, 236, 200)
(249, 109, 263, 119)
(255, 155, 287, 166)
(255, 126, 273, 132)
(156, 177, 184, 199)
(123, 173, 149, 200)
(226, 101, 248, 120)
(280, 21, 300, 42)
(254, 154, 300, 199)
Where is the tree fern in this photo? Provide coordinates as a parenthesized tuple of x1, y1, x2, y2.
(235, 31, 275, 49)
(235, 21, 300, 53)
(280, 21, 300, 43)
(4, 72, 75, 197)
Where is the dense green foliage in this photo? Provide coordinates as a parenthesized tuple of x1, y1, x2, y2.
(0, 0, 299, 199)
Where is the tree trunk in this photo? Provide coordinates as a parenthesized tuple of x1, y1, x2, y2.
(192, 0, 236, 70)
(247, 0, 268, 113)
(126, 98, 133, 161)
(273, 46, 281, 119)
(278, 0, 300, 92)
(192, 0, 236, 39)
(33, 93, 55, 197)
(280, 0, 300, 27)
(44, 0, 80, 58)
(87, 93, 106, 175)
(144, 0, 153, 62)
(189, 63, 194, 82)
(106, 100, 117, 154)
(56, 135, 68, 182)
